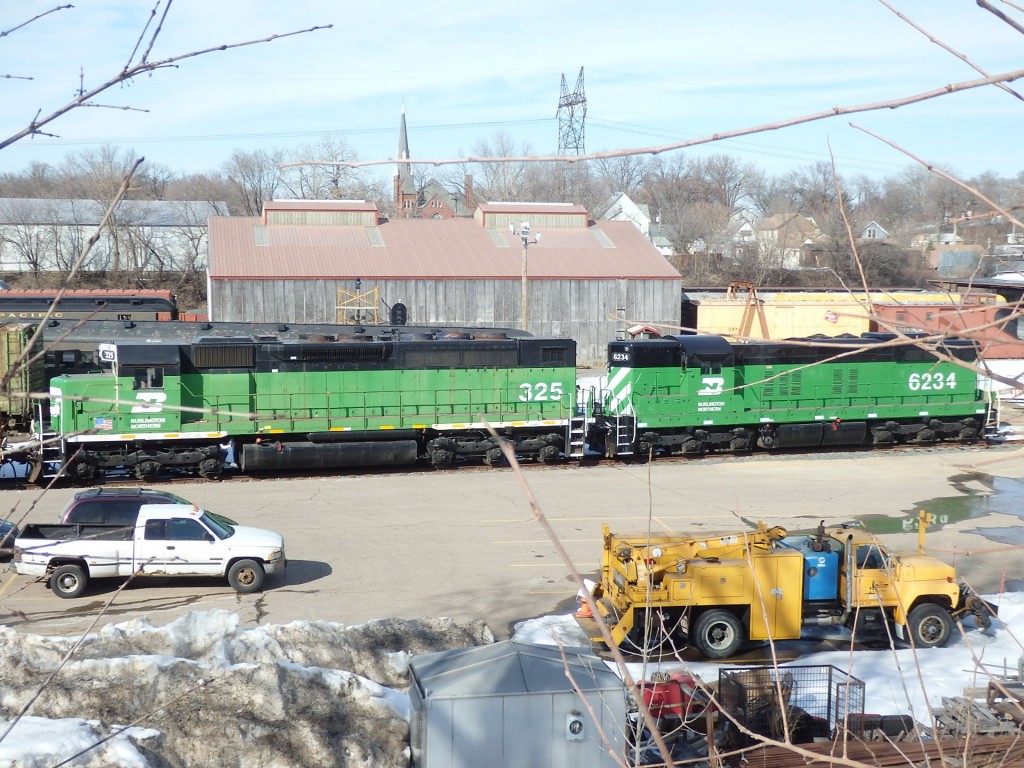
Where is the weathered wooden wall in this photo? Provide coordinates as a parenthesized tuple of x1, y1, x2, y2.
(209, 277, 680, 365)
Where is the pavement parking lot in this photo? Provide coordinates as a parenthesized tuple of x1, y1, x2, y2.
(2, 445, 1023, 638)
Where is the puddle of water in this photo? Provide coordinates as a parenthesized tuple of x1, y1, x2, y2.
(857, 472, 1024, 545)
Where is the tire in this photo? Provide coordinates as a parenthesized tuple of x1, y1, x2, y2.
(50, 564, 88, 599)
(227, 559, 265, 594)
(691, 609, 744, 659)
(907, 603, 953, 648)
(624, 612, 670, 656)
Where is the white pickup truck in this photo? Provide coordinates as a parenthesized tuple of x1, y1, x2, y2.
(14, 503, 286, 598)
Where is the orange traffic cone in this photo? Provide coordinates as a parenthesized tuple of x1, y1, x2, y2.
(576, 599, 593, 619)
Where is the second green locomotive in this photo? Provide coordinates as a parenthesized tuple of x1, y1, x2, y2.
(593, 333, 989, 458)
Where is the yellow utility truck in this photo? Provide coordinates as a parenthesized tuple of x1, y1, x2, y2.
(576, 521, 994, 658)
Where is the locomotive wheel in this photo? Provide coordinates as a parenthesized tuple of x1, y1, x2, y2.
(959, 426, 979, 441)
(135, 461, 161, 481)
(537, 444, 559, 463)
(70, 460, 96, 483)
(729, 435, 752, 452)
(198, 458, 222, 478)
(483, 447, 504, 466)
(681, 439, 703, 455)
(871, 428, 894, 445)
(916, 428, 937, 444)
(429, 447, 454, 468)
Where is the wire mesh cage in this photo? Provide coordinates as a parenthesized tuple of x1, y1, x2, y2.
(717, 665, 865, 745)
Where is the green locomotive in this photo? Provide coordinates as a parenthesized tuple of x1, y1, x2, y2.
(0, 322, 994, 482)
(47, 333, 580, 481)
(593, 333, 991, 458)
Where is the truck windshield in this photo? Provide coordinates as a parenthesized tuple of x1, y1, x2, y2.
(201, 512, 234, 539)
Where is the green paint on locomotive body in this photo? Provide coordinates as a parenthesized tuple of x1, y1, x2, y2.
(603, 335, 989, 429)
(50, 338, 578, 442)
(618, 359, 987, 428)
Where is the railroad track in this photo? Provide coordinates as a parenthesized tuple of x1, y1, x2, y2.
(10, 437, 1012, 490)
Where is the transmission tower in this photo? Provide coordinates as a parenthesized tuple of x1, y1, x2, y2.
(557, 67, 586, 156)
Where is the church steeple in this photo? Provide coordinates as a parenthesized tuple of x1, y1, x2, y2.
(393, 104, 416, 216)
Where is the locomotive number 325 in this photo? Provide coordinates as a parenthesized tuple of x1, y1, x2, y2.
(519, 382, 565, 401)
(908, 372, 957, 391)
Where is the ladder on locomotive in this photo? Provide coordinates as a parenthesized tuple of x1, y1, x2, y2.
(613, 417, 635, 457)
(567, 385, 593, 458)
(29, 404, 62, 482)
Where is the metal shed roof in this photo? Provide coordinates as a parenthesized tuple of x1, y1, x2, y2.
(208, 216, 680, 281)
(409, 640, 623, 698)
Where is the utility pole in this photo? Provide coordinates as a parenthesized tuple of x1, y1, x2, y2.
(510, 222, 541, 331)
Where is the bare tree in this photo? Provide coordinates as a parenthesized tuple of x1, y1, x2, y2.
(592, 154, 652, 199)
(0, 199, 50, 276)
(468, 132, 535, 201)
(222, 148, 286, 216)
(279, 135, 364, 200)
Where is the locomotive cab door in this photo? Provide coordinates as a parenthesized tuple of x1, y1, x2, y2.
(112, 344, 182, 433)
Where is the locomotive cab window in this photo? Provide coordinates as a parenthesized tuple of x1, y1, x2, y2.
(131, 367, 164, 390)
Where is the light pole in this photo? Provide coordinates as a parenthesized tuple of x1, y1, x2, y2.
(510, 221, 540, 331)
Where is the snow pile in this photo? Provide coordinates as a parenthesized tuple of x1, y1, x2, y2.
(0, 610, 493, 768)
(2, 597, 1023, 766)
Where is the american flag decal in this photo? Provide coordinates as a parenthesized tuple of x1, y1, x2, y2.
(94, 417, 113, 431)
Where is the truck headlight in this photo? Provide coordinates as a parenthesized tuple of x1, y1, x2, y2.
(268, 548, 283, 562)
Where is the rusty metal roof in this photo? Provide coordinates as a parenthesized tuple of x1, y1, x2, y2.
(208, 216, 681, 281)
(262, 199, 379, 212)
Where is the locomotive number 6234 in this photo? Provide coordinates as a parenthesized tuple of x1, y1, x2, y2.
(908, 371, 957, 391)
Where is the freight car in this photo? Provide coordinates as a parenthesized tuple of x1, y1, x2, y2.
(0, 323, 992, 483)
(592, 333, 989, 459)
(0, 289, 178, 322)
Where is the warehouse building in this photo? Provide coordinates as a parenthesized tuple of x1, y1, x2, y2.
(206, 198, 681, 364)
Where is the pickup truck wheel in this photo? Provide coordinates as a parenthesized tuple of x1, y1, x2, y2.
(692, 609, 744, 659)
(228, 559, 265, 593)
(50, 564, 88, 598)
(907, 604, 953, 648)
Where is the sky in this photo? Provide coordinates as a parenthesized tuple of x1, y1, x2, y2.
(2, 600, 1022, 764)
(2, 2, 1024, 188)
